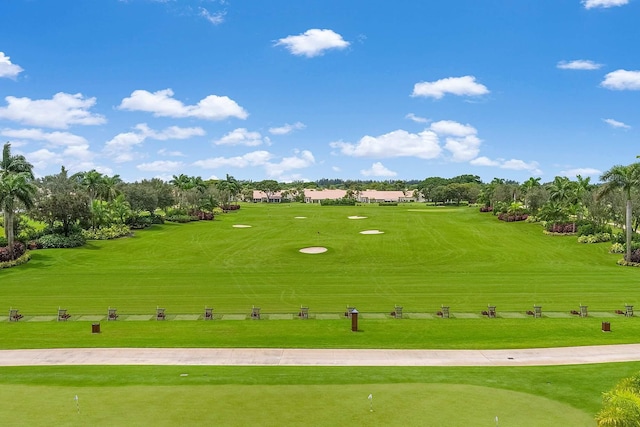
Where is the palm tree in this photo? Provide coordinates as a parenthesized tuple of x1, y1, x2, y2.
(521, 177, 541, 209)
(599, 164, 640, 262)
(76, 170, 104, 207)
(0, 172, 36, 258)
(100, 174, 123, 202)
(1, 143, 35, 259)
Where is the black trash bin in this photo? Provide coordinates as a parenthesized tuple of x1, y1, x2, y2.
(602, 322, 610, 332)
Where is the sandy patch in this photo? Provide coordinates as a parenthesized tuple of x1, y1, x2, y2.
(299, 246, 328, 254)
(294, 216, 307, 219)
(347, 216, 367, 219)
(232, 224, 252, 228)
(360, 230, 384, 234)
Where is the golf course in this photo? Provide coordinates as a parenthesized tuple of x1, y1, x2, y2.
(1, 203, 639, 425)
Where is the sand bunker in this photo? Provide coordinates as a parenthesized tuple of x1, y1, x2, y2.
(348, 216, 367, 219)
(299, 246, 328, 254)
(360, 230, 384, 234)
(232, 224, 252, 228)
(294, 216, 307, 219)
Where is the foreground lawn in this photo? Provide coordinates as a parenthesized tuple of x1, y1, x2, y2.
(4, 362, 640, 426)
(2, 317, 640, 349)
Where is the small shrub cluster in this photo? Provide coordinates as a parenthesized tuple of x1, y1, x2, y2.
(610, 243, 625, 254)
(479, 206, 493, 212)
(577, 223, 613, 237)
(82, 225, 131, 240)
(378, 202, 397, 206)
(320, 198, 356, 206)
(0, 251, 31, 269)
(545, 223, 577, 234)
(0, 242, 26, 262)
(221, 205, 240, 211)
(36, 233, 85, 249)
(497, 213, 529, 222)
(0, 236, 7, 246)
(577, 233, 611, 244)
(189, 210, 214, 220)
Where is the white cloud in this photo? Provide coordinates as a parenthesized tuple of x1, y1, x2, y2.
(412, 76, 489, 99)
(557, 59, 603, 70)
(137, 160, 185, 172)
(469, 156, 499, 167)
(269, 122, 306, 135)
(429, 120, 476, 137)
(601, 70, 640, 90)
(471, 156, 541, 174)
(603, 118, 631, 129)
(0, 52, 24, 79)
(264, 150, 315, 178)
(361, 162, 397, 177)
(214, 128, 268, 146)
(105, 123, 204, 163)
(275, 29, 350, 57)
(330, 129, 442, 159)
(332, 166, 341, 172)
(26, 148, 64, 171)
(193, 151, 273, 169)
(560, 167, 602, 177)
(583, 0, 629, 9)
(0, 92, 106, 129)
(158, 148, 186, 157)
(0, 128, 88, 146)
(430, 120, 481, 162)
(118, 88, 248, 120)
(199, 7, 225, 25)
(405, 113, 429, 123)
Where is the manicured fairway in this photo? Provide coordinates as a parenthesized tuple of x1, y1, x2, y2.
(0, 203, 633, 315)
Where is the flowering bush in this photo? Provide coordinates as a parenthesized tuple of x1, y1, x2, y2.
(479, 206, 493, 212)
(545, 223, 577, 234)
(0, 242, 26, 262)
(497, 213, 529, 222)
(0, 251, 30, 269)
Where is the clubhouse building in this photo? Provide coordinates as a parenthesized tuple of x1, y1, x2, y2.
(252, 189, 422, 204)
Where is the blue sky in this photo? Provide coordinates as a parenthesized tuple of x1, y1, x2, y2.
(0, 0, 639, 184)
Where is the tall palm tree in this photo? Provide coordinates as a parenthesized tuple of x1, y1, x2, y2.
(599, 163, 640, 262)
(0, 172, 36, 258)
(1, 143, 35, 259)
(100, 174, 123, 202)
(520, 177, 541, 209)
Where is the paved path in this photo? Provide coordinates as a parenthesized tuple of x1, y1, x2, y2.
(1, 344, 640, 367)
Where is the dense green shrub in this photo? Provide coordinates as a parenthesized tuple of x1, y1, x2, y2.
(81, 225, 131, 240)
(0, 236, 7, 246)
(36, 233, 85, 249)
(577, 222, 613, 237)
(378, 202, 398, 206)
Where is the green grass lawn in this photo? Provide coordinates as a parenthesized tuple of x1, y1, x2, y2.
(1, 203, 638, 349)
(4, 362, 640, 426)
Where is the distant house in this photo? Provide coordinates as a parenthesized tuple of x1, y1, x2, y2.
(253, 188, 422, 204)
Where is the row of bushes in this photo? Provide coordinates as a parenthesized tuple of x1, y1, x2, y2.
(0, 251, 30, 269)
(479, 206, 493, 212)
(165, 215, 200, 223)
(34, 234, 86, 249)
(221, 205, 240, 211)
(320, 198, 356, 206)
(379, 202, 398, 206)
(497, 213, 529, 222)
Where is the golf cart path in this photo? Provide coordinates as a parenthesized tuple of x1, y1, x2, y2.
(2, 344, 640, 367)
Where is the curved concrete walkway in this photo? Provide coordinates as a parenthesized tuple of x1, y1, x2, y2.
(1, 344, 640, 367)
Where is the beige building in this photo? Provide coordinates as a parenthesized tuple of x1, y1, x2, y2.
(252, 189, 422, 204)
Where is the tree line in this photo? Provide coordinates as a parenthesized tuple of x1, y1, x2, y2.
(2, 141, 640, 262)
